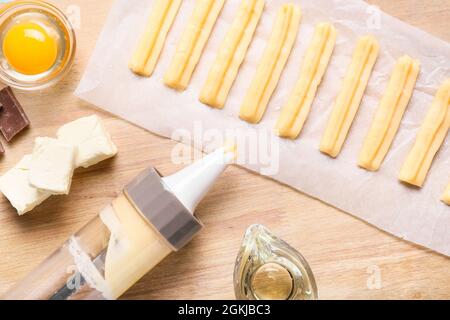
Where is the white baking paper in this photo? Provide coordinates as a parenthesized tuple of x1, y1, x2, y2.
(75, 0, 450, 256)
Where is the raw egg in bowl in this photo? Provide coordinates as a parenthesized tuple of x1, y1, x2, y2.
(0, 1, 76, 90)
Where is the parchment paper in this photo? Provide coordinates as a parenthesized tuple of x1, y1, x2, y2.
(75, 0, 450, 256)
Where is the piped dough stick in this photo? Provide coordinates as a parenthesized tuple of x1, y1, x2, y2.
(239, 4, 301, 124)
(442, 182, 450, 205)
(275, 23, 336, 139)
(164, 0, 225, 90)
(399, 80, 450, 187)
(441, 182, 450, 205)
(319, 36, 379, 158)
(129, 0, 182, 77)
(358, 55, 420, 171)
(200, 0, 265, 109)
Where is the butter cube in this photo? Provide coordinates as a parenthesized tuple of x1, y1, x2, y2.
(57, 115, 117, 168)
(0, 155, 51, 215)
(29, 137, 76, 195)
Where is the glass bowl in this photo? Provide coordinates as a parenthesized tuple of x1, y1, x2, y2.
(0, 0, 76, 90)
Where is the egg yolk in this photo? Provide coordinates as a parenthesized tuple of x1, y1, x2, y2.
(3, 22, 58, 75)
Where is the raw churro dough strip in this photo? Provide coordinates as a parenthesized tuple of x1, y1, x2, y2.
(239, 4, 302, 124)
(199, 0, 265, 109)
(399, 80, 450, 187)
(164, 0, 225, 90)
(442, 182, 450, 205)
(129, 0, 182, 77)
(358, 56, 420, 171)
(319, 36, 379, 158)
(275, 23, 336, 138)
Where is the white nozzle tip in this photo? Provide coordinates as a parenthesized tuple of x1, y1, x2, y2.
(220, 140, 237, 163)
(162, 143, 236, 214)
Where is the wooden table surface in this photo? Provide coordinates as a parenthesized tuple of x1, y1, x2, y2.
(0, 0, 449, 300)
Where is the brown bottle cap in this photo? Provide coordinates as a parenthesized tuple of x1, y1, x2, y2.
(124, 167, 203, 251)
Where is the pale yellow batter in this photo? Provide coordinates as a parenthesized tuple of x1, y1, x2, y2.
(239, 4, 301, 124)
(164, 0, 225, 90)
(129, 0, 182, 77)
(102, 195, 172, 299)
(320, 35, 379, 158)
(358, 55, 420, 171)
(200, 0, 265, 109)
(442, 182, 450, 205)
(275, 22, 336, 139)
(399, 80, 450, 187)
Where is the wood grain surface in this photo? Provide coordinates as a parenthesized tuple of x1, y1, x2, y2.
(0, 0, 449, 300)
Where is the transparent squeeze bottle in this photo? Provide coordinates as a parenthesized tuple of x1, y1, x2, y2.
(3, 146, 235, 300)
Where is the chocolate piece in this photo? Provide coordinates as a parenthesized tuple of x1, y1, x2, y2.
(0, 140, 4, 154)
(0, 87, 30, 142)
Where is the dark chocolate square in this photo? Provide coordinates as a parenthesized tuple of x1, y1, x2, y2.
(0, 87, 30, 142)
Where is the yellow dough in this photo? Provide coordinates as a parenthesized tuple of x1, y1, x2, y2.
(275, 23, 336, 139)
(358, 55, 420, 171)
(129, 0, 182, 77)
(103, 195, 172, 299)
(199, 0, 265, 109)
(164, 0, 225, 90)
(399, 80, 450, 187)
(442, 182, 450, 205)
(319, 36, 379, 158)
(239, 4, 301, 124)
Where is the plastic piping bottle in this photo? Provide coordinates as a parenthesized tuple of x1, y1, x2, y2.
(3, 145, 236, 300)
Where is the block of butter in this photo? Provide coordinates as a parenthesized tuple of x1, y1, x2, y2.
(0, 155, 51, 215)
(29, 137, 76, 195)
(57, 115, 118, 168)
(0, 115, 117, 215)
